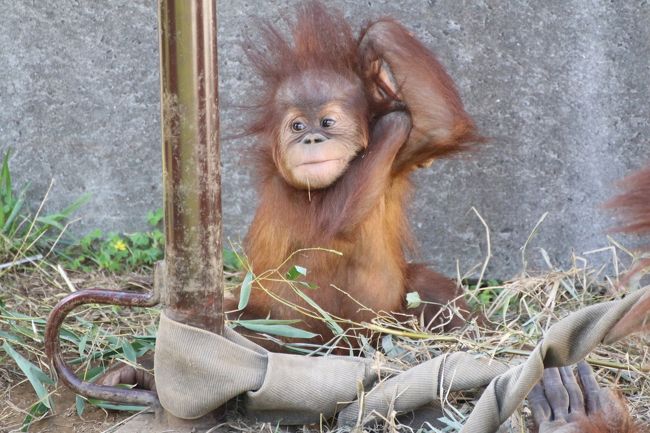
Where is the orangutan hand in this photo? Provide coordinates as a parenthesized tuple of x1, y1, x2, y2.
(528, 361, 637, 433)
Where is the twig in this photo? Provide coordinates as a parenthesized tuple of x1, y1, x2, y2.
(0, 254, 43, 270)
(520, 212, 549, 274)
(56, 264, 77, 292)
(471, 206, 492, 293)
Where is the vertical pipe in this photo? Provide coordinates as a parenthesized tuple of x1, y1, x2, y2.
(159, 0, 223, 334)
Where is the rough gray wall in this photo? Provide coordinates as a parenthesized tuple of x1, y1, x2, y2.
(1, 1, 648, 278)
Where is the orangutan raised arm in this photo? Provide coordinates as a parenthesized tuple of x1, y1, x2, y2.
(318, 110, 411, 237)
(359, 19, 483, 175)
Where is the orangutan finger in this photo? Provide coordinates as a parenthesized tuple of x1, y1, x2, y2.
(576, 361, 601, 414)
(543, 368, 570, 420)
(528, 383, 553, 426)
(559, 366, 585, 417)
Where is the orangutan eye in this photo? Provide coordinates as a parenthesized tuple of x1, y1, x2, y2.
(321, 118, 336, 128)
(291, 121, 306, 132)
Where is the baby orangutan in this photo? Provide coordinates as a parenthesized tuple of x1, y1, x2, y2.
(226, 1, 483, 348)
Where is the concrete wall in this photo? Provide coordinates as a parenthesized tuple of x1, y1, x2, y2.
(1, 1, 648, 278)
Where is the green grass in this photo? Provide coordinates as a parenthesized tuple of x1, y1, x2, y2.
(0, 150, 88, 269)
(58, 208, 165, 273)
(0, 150, 242, 276)
(0, 282, 159, 431)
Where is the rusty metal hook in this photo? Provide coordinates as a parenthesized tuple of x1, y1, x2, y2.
(44, 287, 160, 407)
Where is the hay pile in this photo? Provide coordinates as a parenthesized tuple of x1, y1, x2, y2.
(0, 243, 648, 432)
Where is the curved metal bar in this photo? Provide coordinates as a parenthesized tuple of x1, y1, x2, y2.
(44, 288, 160, 406)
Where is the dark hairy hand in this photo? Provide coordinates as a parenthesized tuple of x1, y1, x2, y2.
(528, 361, 639, 433)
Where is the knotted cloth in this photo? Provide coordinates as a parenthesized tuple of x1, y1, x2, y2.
(154, 287, 648, 433)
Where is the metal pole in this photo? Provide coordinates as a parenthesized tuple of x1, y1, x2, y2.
(159, 0, 224, 334)
(45, 0, 224, 409)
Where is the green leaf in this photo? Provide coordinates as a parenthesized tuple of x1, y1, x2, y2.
(2, 342, 53, 408)
(104, 333, 120, 346)
(35, 214, 66, 231)
(121, 340, 137, 364)
(28, 363, 55, 386)
(223, 248, 243, 271)
(0, 150, 13, 201)
(235, 321, 318, 339)
(82, 365, 108, 381)
(238, 271, 254, 310)
(78, 331, 88, 356)
(145, 247, 162, 262)
(2, 188, 25, 235)
(21, 401, 49, 432)
(0, 329, 24, 343)
(381, 335, 407, 357)
(146, 208, 164, 227)
(286, 265, 307, 281)
(231, 318, 302, 325)
(129, 232, 149, 247)
(87, 399, 147, 412)
(292, 287, 344, 336)
(0, 308, 47, 322)
(75, 395, 86, 416)
(5, 323, 40, 343)
(134, 335, 157, 342)
(406, 291, 422, 309)
(59, 328, 82, 345)
(59, 192, 91, 216)
(80, 229, 103, 248)
(150, 229, 164, 243)
(135, 343, 155, 357)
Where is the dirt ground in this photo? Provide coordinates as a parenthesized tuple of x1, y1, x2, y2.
(1, 382, 129, 433)
(0, 270, 153, 433)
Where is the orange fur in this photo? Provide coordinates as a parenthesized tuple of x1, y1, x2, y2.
(607, 164, 650, 282)
(231, 1, 481, 347)
(607, 165, 650, 236)
(605, 163, 650, 343)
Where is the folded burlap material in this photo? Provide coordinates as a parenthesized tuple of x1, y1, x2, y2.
(154, 287, 648, 432)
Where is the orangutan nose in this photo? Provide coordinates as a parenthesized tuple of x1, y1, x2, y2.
(302, 133, 326, 145)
